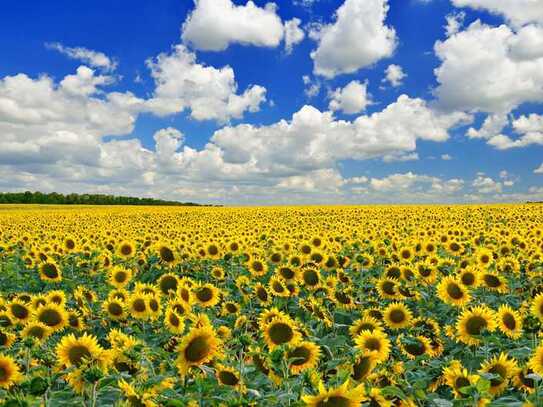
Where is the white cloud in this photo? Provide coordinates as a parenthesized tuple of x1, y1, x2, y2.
(181, 0, 285, 51)
(284, 18, 305, 54)
(434, 21, 543, 114)
(369, 172, 464, 196)
(45, 42, 117, 71)
(487, 113, 543, 149)
(145, 45, 266, 122)
(472, 175, 502, 193)
(303, 75, 321, 98)
(328, 80, 371, 114)
(445, 11, 466, 37)
(276, 169, 344, 192)
(451, 0, 543, 28)
(383, 64, 407, 87)
(441, 154, 453, 160)
(467, 113, 508, 139)
(535, 163, 543, 174)
(310, 0, 397, 78)
(382, 152, 419, 163)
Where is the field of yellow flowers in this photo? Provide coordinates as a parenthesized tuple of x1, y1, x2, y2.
(0, 204, 542, 406)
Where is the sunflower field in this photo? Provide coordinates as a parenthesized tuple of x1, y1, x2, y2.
(0, 204, 542, 406)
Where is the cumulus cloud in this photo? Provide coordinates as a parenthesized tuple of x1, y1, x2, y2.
(328, 80, 371, 114)
(445, 11, 466, 37)
(369, 172, 465, 197)
(383, 64, 407, 87)
(535, 163, 543, 174)
(434, 21, 543, 114)
(441, 154, 453, 160)
(181, 0, 285, 51)
(45, 42, 117, 71)
(472, 175, 503, 193)
(284, 18, 305, 54)
(451, 0, 543, 28)
(488, 114, 543, 149)
(310, 0, 397, 78)
(145, 45, 266, 122)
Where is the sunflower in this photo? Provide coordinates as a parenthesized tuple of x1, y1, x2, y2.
(215, 364, 243, 390)
(269, 276, 290, 298)
(456, 305, 497, 346)
(128, 293, 150, 320)
(331, 289, 355, 309)
(437, 276, 471, 307)
(221, 301, 240, 316)
(68, 311, 85, 330)
(479, 353, 518, 395)
(117, 240, 136, 259)
(530, 292, 543, 322)
(7, 300, 31, 324)
(21, 321, 52, 343)
(443, 361, 480, 398)
(497, 304, 523, 339)
(302, 380, 365, 407)
(513, 367, 537, 394)
(299, 266, 321, 290)
(376, 277, 399, 300)
(354, 329, 391, 363)
(362, 388, 393, 407)
(46, 290, 67, 306)
(56, 333, 106, 369)
(248, 257, 268, 277)
(349, 316, 382, 339)
(147, 295, 162, 320)
(34, 303, 68, 332)
(457, 266, 480, 288)
(158, 273, 180, 296)
(528, 343, 543, 376)
(164, 308, 184, 334)
(0, 354, 22, 388)
(193, 284, 220, 308)
(262, 316, 301, 350)
(176, 325, 222, 376)
(352, 353, 377, 382)
(155, 242, 178, 265)
(475, 248, 494, 268)
(480, 272, 508, 293)
(108, 266, 132, 289)
(287, 341, 320, 375)
(103, 298, 127, 321)
(38, 261, 62, 282)
(399, 335, 432, 360)
(0, 330, 15, 348)
(383, 302, 413, 330)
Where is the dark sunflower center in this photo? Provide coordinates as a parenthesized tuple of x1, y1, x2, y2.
(0, 366, 8, 381)
(120, 244, 133, 256)
(389, 309, 406, 324)
(404, 340, 426, 356)
(461, 273, 475, 286)
(184, 335, 210, 362)
(483, 274, 501, 287)
(42, 263, 59, 278)
(382, 281, 395, 295)
(68, 345, 92, 367)
(39, 309, 62, 327)
(455, 376, 471, 390)
(132, 299, 146, 313)
(160, 276, 178, 294)
(352, 356, 372, 380)
(65, 239, 75, 250)
(446, 283, 464, 300)
(252, 262, 264, 272)
(268, 322, 293, 345)
(114, 271, 127, 283)
(303, 270, 319, 286)
(315, 396, 351, 407)
(280, 268, 294, 279)
(149, 299, 159, 312)
(27, 326, 45, 339)
(196, 288, 213, 302)
(257, 287, 268, 302)
(335, 292, 351, 304)
(218, 370, 239, 386)
(108, 302, 123, 316)
(273, 282, 285, 293)
(289, 346, 311, 366)
(169, 312, 180, 327)
(160, 247, 175, 262)
(11, 304, 29, 320)
(364, 337, 381, 351)
(488, 365, 506, 386)
(466, 316, 487, 335)
(502, 313, 516, 330)
(226, 303, 238, 313)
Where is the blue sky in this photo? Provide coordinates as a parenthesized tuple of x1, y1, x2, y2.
(0, 0, 542, 204)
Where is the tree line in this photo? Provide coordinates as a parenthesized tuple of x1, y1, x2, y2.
(0, 191, 206, 206)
